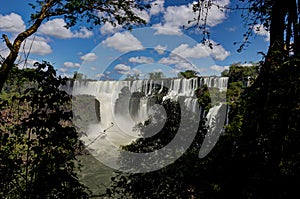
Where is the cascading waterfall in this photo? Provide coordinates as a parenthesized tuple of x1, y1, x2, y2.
(66, 77, 228, 164)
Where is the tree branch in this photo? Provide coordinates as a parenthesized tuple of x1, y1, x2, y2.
(2, 34, 13, 51)
(0, 0, 54, 92)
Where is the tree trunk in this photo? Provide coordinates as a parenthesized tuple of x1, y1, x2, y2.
(266, 0, 287, 62)
(0, 1, 52, 92)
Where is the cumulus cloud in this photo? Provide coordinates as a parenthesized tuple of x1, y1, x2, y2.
(129, 56, 154, 64)
(102, 32, 144, 52)
(63, 62, 81, 68)
(150, 0, 165, 15)
(172, 41, 230, 61)
(80, 52, 97, 61)
(153, 24, 182, 35)
(153, 0, 229, 35)
(210, 65, 229, 73)
(0, 36, 51, 62)
(0, 43, 10, 58)
(59, 68, 68, 73)
(172, 43, 210, 59)
(158, 54, 201, 72)
(24, 36, 52, 55)
(205, 0, 230, 26)
(114, 64, 131, 72)
(132, 8, 150, 23)
(39, 18, 93, 39)
(158, 54, 187, 65)
(154, 44, 167, 54)
(0, 13, 25, 33)
(96, 73, 104, 78)
(174, 61, 196, 71)
(100, 22, 122, 35)
(19, 59, 40, 69)
(114, 64, 141, 75)
(253, 24, 270, 41)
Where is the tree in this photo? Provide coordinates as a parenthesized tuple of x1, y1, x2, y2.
(178, 70, 199, 79)
(148, 71, 165, 80)
(173, 1, 300, 197)
(124, 73, 140, 81)
(106, 99, 211, 198)
(0, 0, 150, 92)
(201, 1, 300, 198)
(0, 62, 90, 198)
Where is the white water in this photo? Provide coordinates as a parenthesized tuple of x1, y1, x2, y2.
(67, 77, 228, 165)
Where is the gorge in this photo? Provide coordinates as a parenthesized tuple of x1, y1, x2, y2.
(65, 76, 228, 172)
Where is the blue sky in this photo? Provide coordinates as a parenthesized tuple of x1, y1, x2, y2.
(0, 0, 270, 79)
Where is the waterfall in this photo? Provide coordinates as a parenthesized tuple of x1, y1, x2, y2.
(66, 77, 228, 166)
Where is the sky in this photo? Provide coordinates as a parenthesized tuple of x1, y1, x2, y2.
(0, 0, 270, 80)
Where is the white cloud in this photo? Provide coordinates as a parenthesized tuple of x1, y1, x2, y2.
(114, 64, 131, 74)
(253, 24, 270, 41)
(114, 64, 140, 75)
(0, 13, 25, 33)
(80, 53, 97, 61)
(0, 43, 10, 59)
(63, 62, 81, 68)
(172, 43, 210, 59)
(102, 32, 144, 52)
(172, 41, 230, 61)
(153, 24, 182, 35)
(158, 54, 201, 72)
(40, 18, 93, 39)
(132, 8, 150, 23)
(73, 27, 94, 38)
(59, 68, 68, 73)
(1, 35, 52, 56)
(210, 65, 229, 73)
(158, 55, 185, 65)
(205, 0, 230, 27)
(100, 22, 122, 35)
(152, 3, 194, 35)
(154, 44, 167, 54)
(96, 73, 105, 78)
(153, 0, 229, 35)
(129, 56, 154, 64)
(0, 36, 51, 63)
(20, 59, 39, 69)
(24, 36, 52, 55)
(208, 44, 231, 61)
(150, 0, 165, 15)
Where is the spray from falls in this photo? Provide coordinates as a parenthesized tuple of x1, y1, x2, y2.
(66, 77, 228, 171)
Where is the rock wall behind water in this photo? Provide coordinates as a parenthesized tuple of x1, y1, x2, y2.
(64, 77, 228, 134)
(63, 77, 228, 169)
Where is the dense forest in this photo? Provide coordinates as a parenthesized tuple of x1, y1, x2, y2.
(1, 0, 299, 198)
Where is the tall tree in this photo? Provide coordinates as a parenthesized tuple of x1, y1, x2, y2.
(0, 0, 150, 92)
(185, 1, 300, 197)
(0, 62, 90, 198)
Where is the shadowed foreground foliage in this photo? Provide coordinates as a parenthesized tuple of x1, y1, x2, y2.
(0, 62, 89, 198)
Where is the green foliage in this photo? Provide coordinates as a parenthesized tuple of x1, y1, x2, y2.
(106, 99, 210, 198)
(178, 70, 199, 79)
(29, 0, 150, 29)
(221, 63, 258, 84)
(229, 57, 300, 198)
(195, 85, 211, 112)
(124, 74, 140, 81)
(0, 0, 151, 93)
(148, 72, 165, 80)
(220, 63, 257, 128)
(104, 55, 300, 198)
(0, 62, 89, 198)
